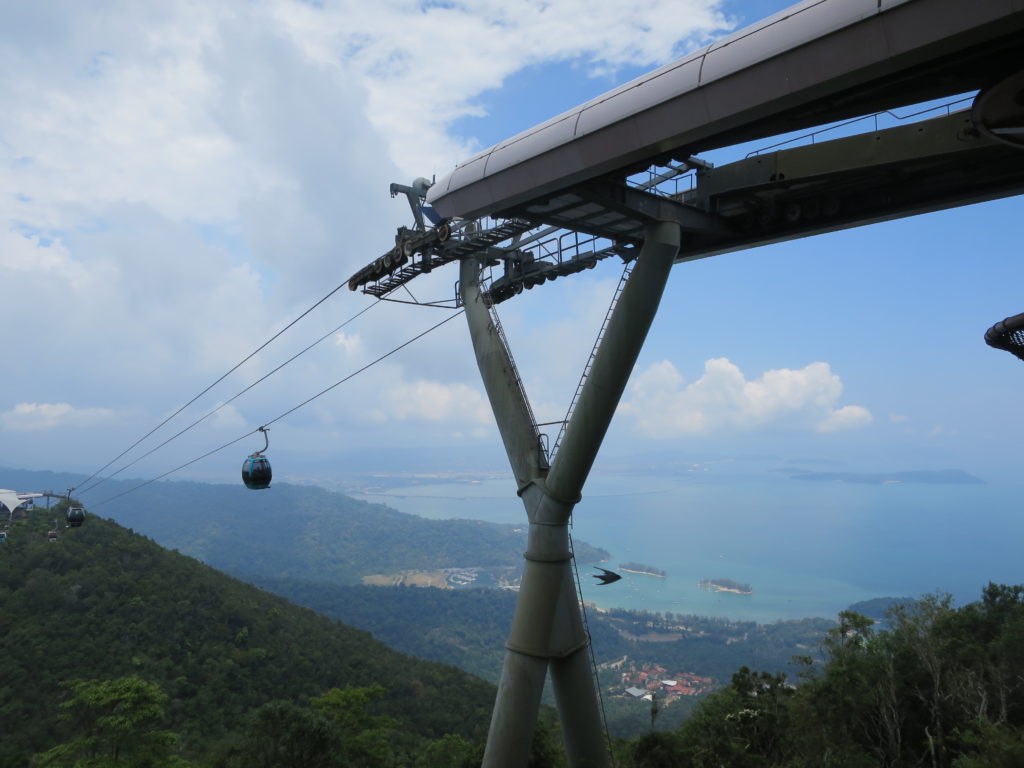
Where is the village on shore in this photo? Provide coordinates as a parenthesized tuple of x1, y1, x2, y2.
(601, 656, 715, 703)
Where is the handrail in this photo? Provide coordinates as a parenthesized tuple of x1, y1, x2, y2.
(745, 96, 974, 158)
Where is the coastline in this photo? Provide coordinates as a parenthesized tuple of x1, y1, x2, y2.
(620, 568, 667, 578)
(704, 584, 753, 595)
(364, 474, 1022, 623)
(699, 578, 753, 595)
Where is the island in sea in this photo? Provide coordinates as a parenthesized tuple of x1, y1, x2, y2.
(786, 468, 982, 485)
(619, 562, 667, 578)
(699, 577, 752, 595)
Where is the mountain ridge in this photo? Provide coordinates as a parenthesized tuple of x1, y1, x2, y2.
(0, 467, 608, 586)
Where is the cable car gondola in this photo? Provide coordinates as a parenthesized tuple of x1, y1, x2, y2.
(242, 426, 272, 490)
(47, 529, 59, 543)
(66, 507, 86, 527)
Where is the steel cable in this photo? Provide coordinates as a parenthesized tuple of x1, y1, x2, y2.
(89, 309, 463, 508)
(73, 280, 359, 494)
(77, 300, 380, 496)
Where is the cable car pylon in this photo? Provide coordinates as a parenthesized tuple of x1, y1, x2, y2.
(460, 220, 681, 768)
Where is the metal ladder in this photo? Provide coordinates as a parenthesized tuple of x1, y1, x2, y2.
(485, 299, 547, 467)
(550, 261, 634, 460)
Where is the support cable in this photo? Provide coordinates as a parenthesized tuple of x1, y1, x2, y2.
(77, 300, 380, 496)
(260, 309, 461, 427)
(88, 309, 464, 508)
(568, 528, 617, 768)
(73, 280, 361, 494)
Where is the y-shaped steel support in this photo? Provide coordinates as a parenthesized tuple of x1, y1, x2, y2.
(460, 221, 681, 768)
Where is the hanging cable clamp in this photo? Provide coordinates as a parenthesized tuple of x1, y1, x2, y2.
(251, 426, 270, 458)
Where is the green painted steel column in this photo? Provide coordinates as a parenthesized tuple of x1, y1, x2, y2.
(546, 220, 681, 501)
(545, 220, 680, 767)
(459, 258, 545, 489)
(461, 262, 561, 768)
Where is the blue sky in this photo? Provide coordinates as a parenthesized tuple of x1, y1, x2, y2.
(1, 0, 1022, 497)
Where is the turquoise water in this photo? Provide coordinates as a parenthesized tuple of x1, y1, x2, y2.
(353, 474, 1024, 623)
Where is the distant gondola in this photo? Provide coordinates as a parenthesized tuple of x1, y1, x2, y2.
(66, 507, 86, 527)
(242, 426, 272, 490)
(47, 529, 59, 543)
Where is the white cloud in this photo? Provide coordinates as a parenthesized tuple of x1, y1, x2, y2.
(1, 402, 115, 431)
(372, 379, 491, 425)
(0, 227, 85, 281)
(270, 0, 733, 175)
(620, 358, 872, 437)
(818, 405, 873, 433)
(0, 0, 735, 475)
(334, 331, 363, 358)
(210, 404, 247, 430)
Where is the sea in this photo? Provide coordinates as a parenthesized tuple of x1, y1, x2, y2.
(352, 471, 1024, 624)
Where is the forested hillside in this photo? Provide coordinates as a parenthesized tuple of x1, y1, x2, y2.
(0, 507, 507, 766)
(615, 584, 1024, 767)
(260, 578, 833, 681)
(4, 471, 1021, 767)
(256, 578, 833, 736)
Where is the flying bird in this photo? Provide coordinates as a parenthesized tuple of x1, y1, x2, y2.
(592, 567, 622, 585)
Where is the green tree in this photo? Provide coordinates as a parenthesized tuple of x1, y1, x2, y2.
(311, 685, 397, 768)
(36, 677, 188, 767)
(952, 723, 1024, 768)
(802, 610, 891, 765)
(887, 594, 961, 768)
(222, 700, 335, 768)
(525, 718, 566, 768)
(624, 732, 681, 768)
(675, 667, 797, 768)
(414, 734, 480, 768)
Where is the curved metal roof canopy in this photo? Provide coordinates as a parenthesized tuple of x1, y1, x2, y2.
(0, 490, 38, 515)
(427, 0, 1024, 222)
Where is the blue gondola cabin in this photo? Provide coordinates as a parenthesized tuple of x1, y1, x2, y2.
(242, 455, 272, 490)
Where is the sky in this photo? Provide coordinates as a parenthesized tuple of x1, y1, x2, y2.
(2, 0, 1023, 501)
